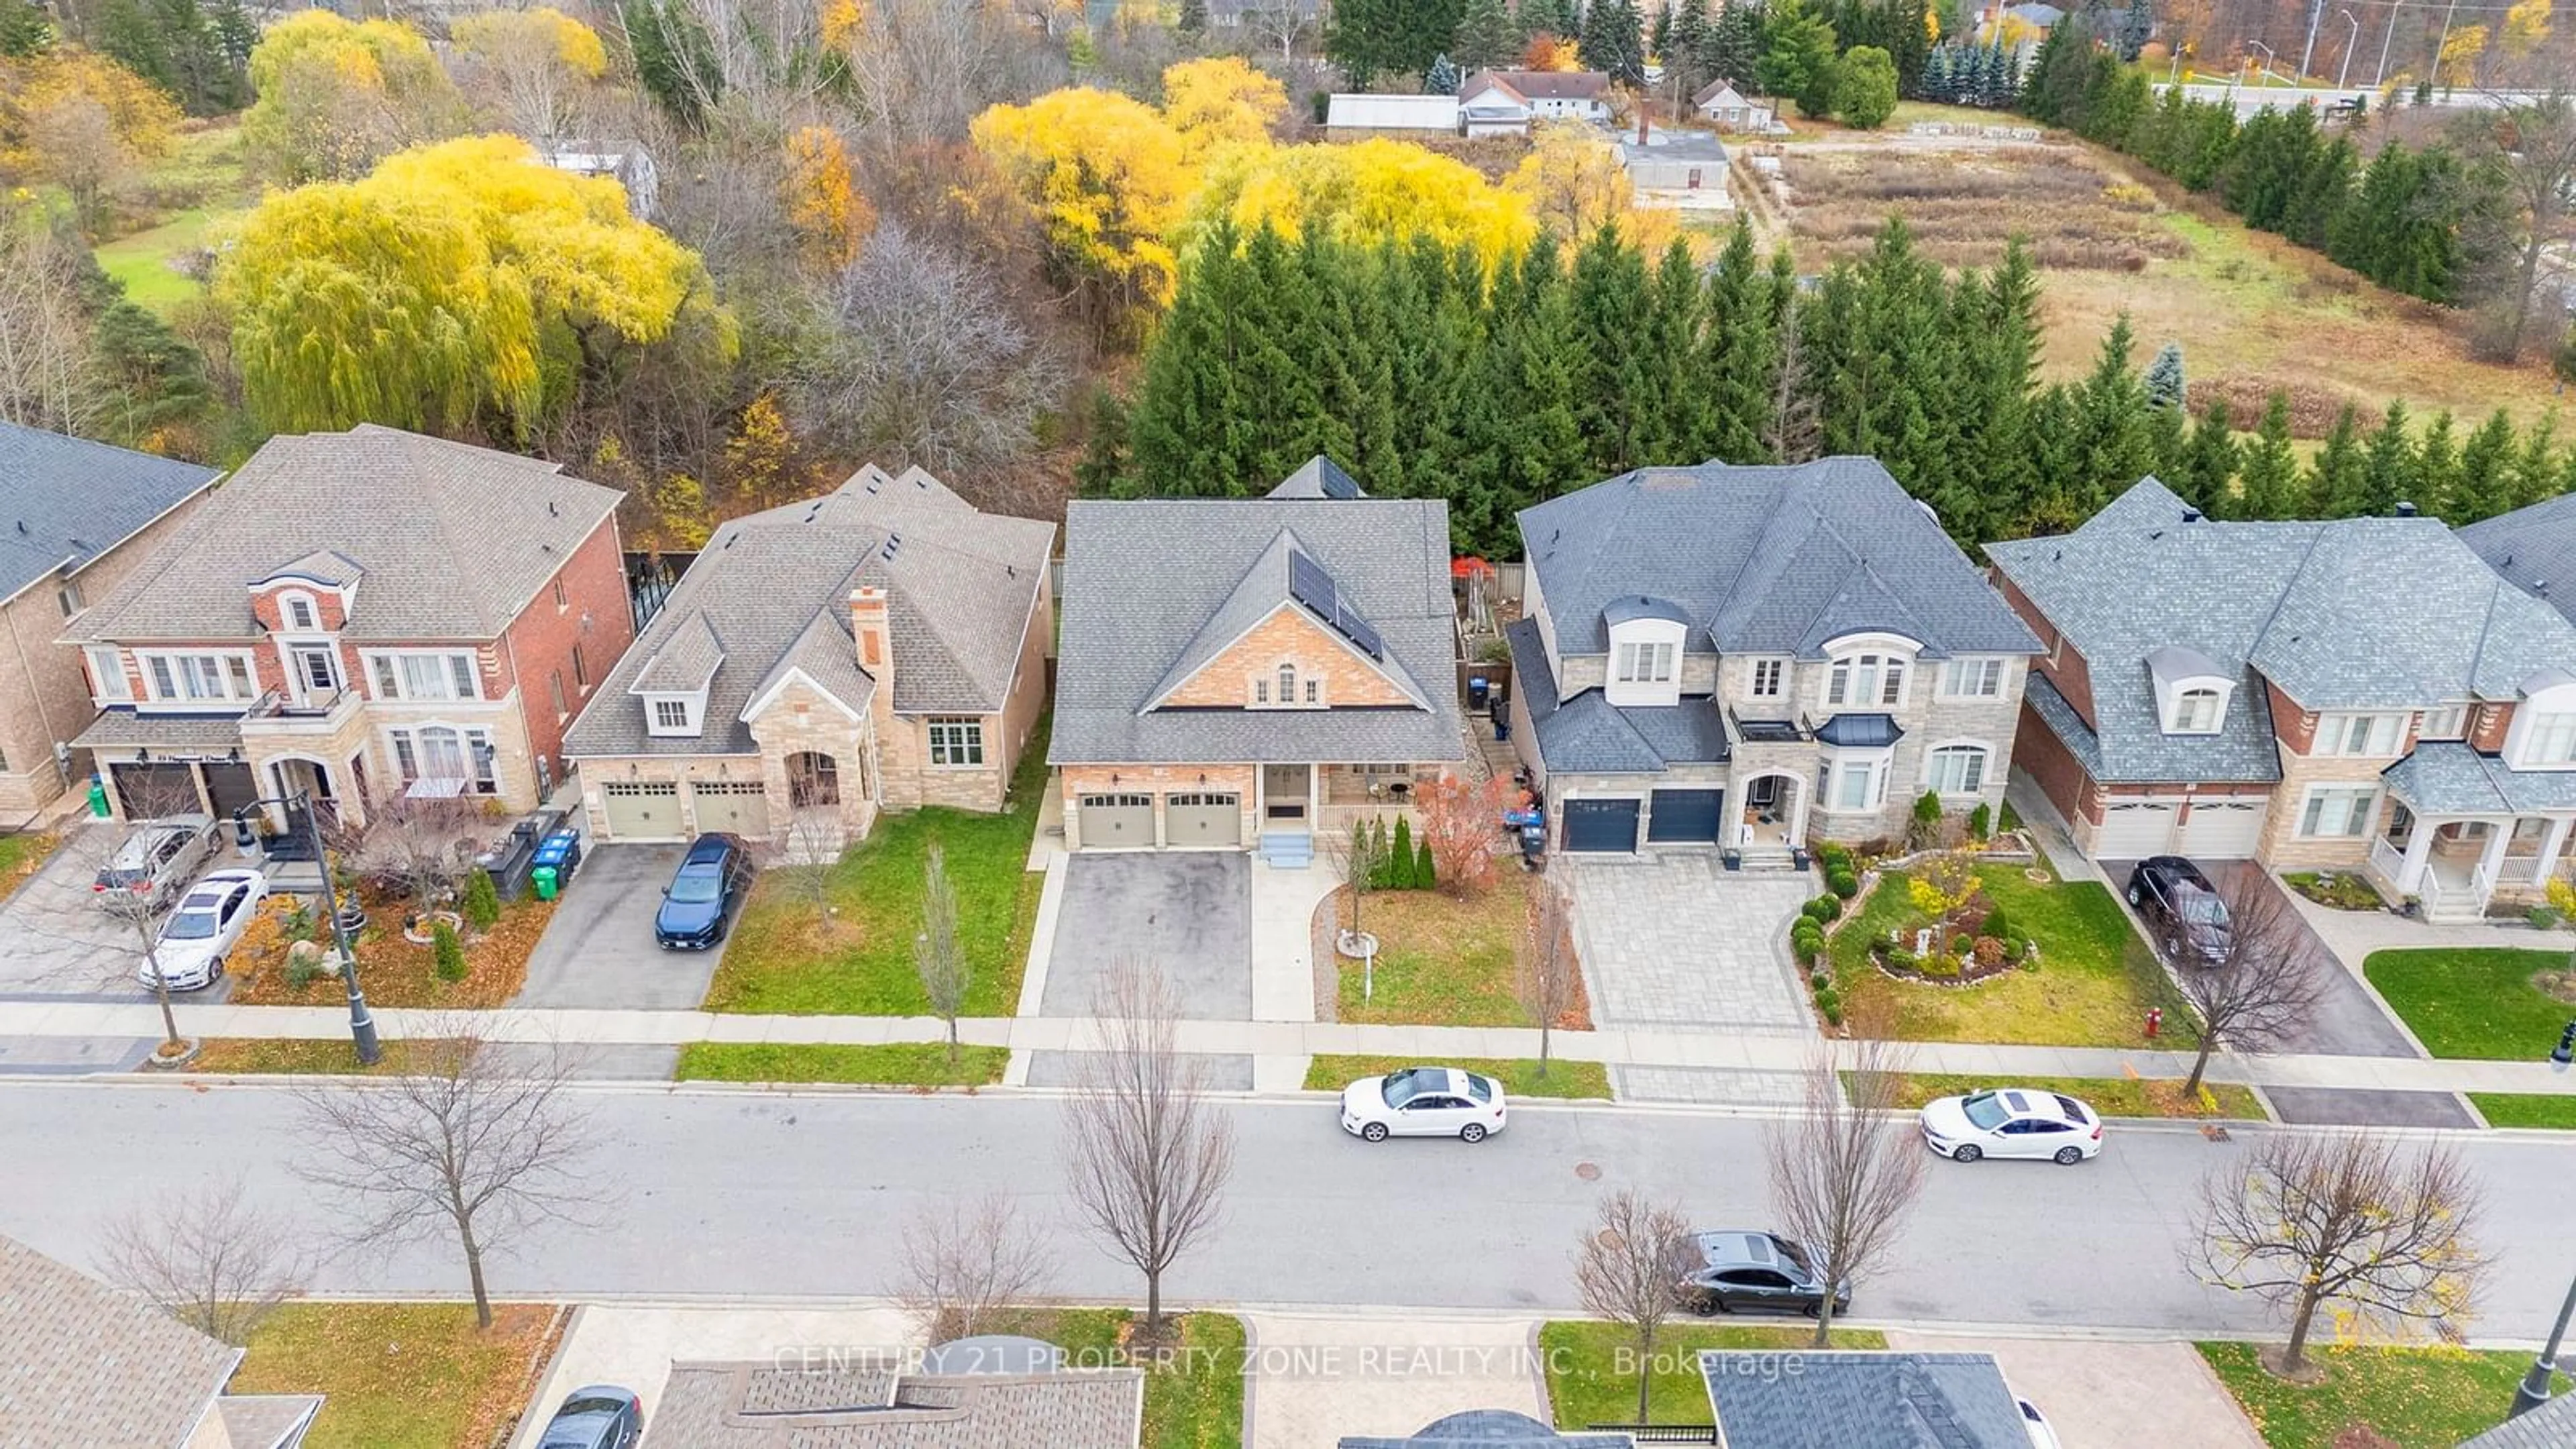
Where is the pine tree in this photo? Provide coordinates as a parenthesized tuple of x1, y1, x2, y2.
(1523, 0, 1580, 40)
(1572, 227, 1658, 475)
(1705, 0, 1763, 86)
(2143, 341, 2186, 411)
(1427, 51, 1463, 91)
(1177, 0, 1206, 34)
(1074, 389, 1132, 496)
(2068, 315, 2157, 518)
(2304, 403, 2366, 517)
(2178, 396, 2241, 517)
(1701, 219, 1782, 462)
(2238, 392, 2300, 519)
(2412, 409, 2459, 520)
(1940, 240, 2040, 541)
(2346, 398, 2413, 519)
(1758, 0, 1839, 116)
(2449, 408, 2521, 523)
(1129, 221, 1254, 495)
(1581, 0, 1648, 85)
(0, 0, 50, 56)
(1644, 237, 1714, 460)
(1651, 1, 1676, 63)
(1670, 0, 1711, 103)
(1454, 0, 1520, 68)
(2506, 412, 2563, 515)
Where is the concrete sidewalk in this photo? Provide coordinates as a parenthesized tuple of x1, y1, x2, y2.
(11, 998, 2576, 1096)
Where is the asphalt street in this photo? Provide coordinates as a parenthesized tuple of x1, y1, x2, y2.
(5, 1081, 2573, 1339)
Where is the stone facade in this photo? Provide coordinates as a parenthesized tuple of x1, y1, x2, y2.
(1059, 762, 1263, 849)
(1159, 606, 1414, 708)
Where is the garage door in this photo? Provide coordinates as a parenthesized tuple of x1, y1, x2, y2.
(690, 780, 771, 837)
(2095, 800, 2178, 858)
(601, 780, 682, 839)
(1647, 788, 1725, 845)
(1163, 792, 1241, 848)
(110, 761, 203, 819)
(1078, 793, 1155, 849)
(2181, 799, 2267, 859)
(201, 763, 257, 822)
(1561, 797, 1641, 853)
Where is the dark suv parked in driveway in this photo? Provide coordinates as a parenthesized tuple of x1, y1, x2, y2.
(2126, 855, 2233, 963)
(1674, 1230, 1851, 1318)
(654, 833, 753, 950)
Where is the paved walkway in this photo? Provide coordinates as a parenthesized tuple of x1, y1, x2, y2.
(1559, 857, 1815, 1036)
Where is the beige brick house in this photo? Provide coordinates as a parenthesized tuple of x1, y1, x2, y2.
(1051, 458, 1463, 861)
(0, 423, 218, 818)
(1990, 477, 2576, 920)
(563, 465, 1053, 850)
(1507, 458, 2041, 860)
(64, 425, 633, 830)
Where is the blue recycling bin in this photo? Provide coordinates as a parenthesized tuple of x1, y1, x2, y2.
(531, 829, 583, 888)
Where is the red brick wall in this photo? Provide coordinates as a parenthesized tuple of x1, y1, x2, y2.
(498, 513, 634, 784)
(2266, 677, 2316, 754)
(1993, 573, 2096, 724)
(2473, 700, 2512, 751)
(2012, 700, 2100, 828)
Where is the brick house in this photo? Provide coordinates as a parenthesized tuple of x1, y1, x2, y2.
(64, 425, 633, 829)
(0, 423, 219, 818)
(1988, 477, 2576, 920)
(1507, 458, 2041, 859)
(1051, 458, 1463, 861)
(562, 465, 1053, 849)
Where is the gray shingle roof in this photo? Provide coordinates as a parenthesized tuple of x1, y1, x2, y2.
(74, 425, 619, 642)
(70, 710, 248, 751)
(1144, 527, 1432, 712)
(1051, 490, 1462, 766)
(0, 1232, 242, 1449)
(217, 1394, 324, 1449)
(1701, 1351, 2031, 1449)
(2381, 741, 2576, 812)
(1339, 1409, 1635, 1446)
(632, 610, 726, 694)
(0, 421, 219, 608)
(1507, 616, 1727, 774)
(566, 469, 1049, 759)
(2457, 1391, 2576, 1448)
(1519, 459, 2041, 660)
(2459, 490, 2576, 629)
(1269, 455, 1366, 499)
(645, 1359, 1143, 1448)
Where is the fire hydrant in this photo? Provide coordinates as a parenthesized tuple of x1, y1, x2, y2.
(2145, 1006, 2163, 1039)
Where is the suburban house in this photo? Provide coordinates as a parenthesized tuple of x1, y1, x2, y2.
(1699, 1351, 2043, 1449)
(0, 1231, 321, 1448)
(1506, 458, 2041, 859)
(0, 423, 219, 818)
(1457, 71, 1615, 135)
(1324, 93, 1462, 133)
(2460, 488, 2576, 627)
(63, 424, 633, 830)
(1617, 129, 1730, 208)
(1341, 1411, 1632, 1447)
(1051, 458, 1463, 862)
(1988, 477, 2576, 920)
(562, 464, 1053, 851)
(647, 1340, 1142, 1446)
(1692, 78, 1778, 131)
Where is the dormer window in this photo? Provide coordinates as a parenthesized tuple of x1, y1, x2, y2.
(645, 694, 701, 736)
(2172, 688, 2222, 734)
(2145, 645, 2233, 737)
(1616, 641, 1674, 684)
(1604, 604, 1689, 708)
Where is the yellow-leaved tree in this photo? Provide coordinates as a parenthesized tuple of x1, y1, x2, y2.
(450, 7, 610, 148)
(218, 133, 736, 439)
(783, 124, 872, 274)
(0, 48, 180, 234)
(1161, 56, 1289, 162)
(1189, 138, 1536, 264)
(970, 87, 1193, 335)
(241, 10, 463, 184)
(2502, 0, 2553, 58)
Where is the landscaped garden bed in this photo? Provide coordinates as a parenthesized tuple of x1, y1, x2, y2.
(226, 886, 552, 1008)
(2363, 947, 2576, 1060)
(231, 1301, 568, 1449)
(2282, 870, 2385, 911)
(2198, 1342, 2566, 1449)
(1304, 1053, 1611, 1099)
(1539, 1322, 1886, 1428)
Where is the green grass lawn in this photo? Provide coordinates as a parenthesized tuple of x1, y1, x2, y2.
(231, 1302, 559, 1449)
(2199, 1342, 2567, 1449)
(0, 830, 59, 904)
(703, 719, 1048, 1014)
(1336, 873, 1546, 1027)
(2469, 1092, 2576, 1129)
(1305, 1053, 1612, 1099)
(2363, 948, 2576, 1060)
(1540, 1321, 1888, 1429)
(987, 1309, 1244, 1449)
(674, 1040, 1006, 1086)
(1831, 863, 2190, 1046)
(90, 121, 254, 315)
(93, 205, 224, 311)
(1872, 1071, 2267, 1120)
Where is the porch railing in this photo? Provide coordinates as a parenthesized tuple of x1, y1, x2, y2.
(2473, 857, 2501, 907)
(2369, 836, 2406, 886)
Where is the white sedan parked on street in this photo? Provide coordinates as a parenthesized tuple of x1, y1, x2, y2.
(1918, 1087, 2102, 1165)
(1340, 1066, 1508, 1143)
(140, 869, 268, 992)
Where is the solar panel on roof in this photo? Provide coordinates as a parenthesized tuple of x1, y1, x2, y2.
(1319, 463, 1362, 500)
(1335, 602, 1385, 659)
(1288, 549, 1336, 619)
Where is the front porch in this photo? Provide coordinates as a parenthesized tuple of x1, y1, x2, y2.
(2367, 804, 2573, 922)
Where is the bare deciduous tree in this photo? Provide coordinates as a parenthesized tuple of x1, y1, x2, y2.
(2459, 93, 2576, 361)
(763, 808, 845, 929)
(1572, 1187, 1693, 1424)
(0, 219, 105, 436)
(2163, 871, 2330, 1095)
(292, 1018, 595, 1329)
(914, 842, 969, 1064)
(830, 0, 1015, 149)
(1517, 877, 1580, 1079)
(2186, 1132, 2487, 1375)
(1763, 1035, 1927, 1348)
(1059, 958, 1236, 1340)
(1320, 816, 1385, 937)
(100, 1175, 308, 1346)
(338, 792, 484, 924)
(1242, 0, 1318, 64)
(894, 1190, 1051, 1343)
(67, 769, 218, 1055)
(451, 9, 605, 152)
(25, 92, 136, 236)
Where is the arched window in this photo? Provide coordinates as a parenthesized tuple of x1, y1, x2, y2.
(280, 591, 319, 632)
(1926, 744, 1991, 796)
(2171, 688, 2222, 734)
(1279, 663, 1297, 702)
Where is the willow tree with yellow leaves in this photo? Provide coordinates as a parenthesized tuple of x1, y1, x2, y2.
(217, 134, 736, 441)
(1188, 139, 1536, 265)
(1161, 56, 1289, 161)
(241, 10, 464, 184)
(970, 86, 1193, 341)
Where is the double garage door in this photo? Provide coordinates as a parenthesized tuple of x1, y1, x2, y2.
(2095, 798, 2269, 859)
(110, 760, 255, 822)
(1077, 792, 1243, 849)
(600, 780, 773, 841)
(1561, 788, 1726, 853)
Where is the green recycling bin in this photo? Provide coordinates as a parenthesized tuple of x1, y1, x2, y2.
(531, 864, 559, 901)
(87, 777, 110, 818)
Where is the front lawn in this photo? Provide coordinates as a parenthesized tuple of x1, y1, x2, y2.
(230, 1301, 564, 1449)
(1540, 1321, 1888, 1429)
(987, 1309, 1245, 1449)
(188, 1038, 424, 1074)
(674, 1041, 1007, 1086)
(1305, 1053, 1612, 1099)
(2469, 1092, 2576, 1129)
(2198, 1342, 2567, 1449)
(1872, 1071, 2266, 1120)
(1334, 872, 1585, 1028)
(2362, 948, 2576, 1060)
(1829, 863, 2188, 1046)
(0, 830, 59, 904)
(229, 892, 554, 1008)
(704, 718, 1049, 1015)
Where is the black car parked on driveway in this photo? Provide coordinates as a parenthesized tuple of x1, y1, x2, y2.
(1674, 1230, 1851, 1318)
(653, 832, 755, 950)
(2125, 855, 2233, 963)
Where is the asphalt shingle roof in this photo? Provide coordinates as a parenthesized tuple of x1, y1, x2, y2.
(2459, 489, 2576, 629)
(2457, 1391, 2576, 1448)
(1701, 1351, 2032, 1449)
(1507, 616, 1727, 774)
(1519, 458, 2041, 660)
(0, 421, 219, 608)
(74, 425, 618, 642)
(0, 1232, 242, 1449)
(1339, 1409, 1635, 1446)
(633, 610, 726, 694)
(565, 466, 1052, 758)
(1051, 491, 1462, 766)
(2381, 740, 2576, 813)
(645, 1360, 1142, 1448)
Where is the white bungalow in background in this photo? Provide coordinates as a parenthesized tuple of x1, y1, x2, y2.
(1693, 79, 1780, 132)
(1618, 128, 1732, 209)
(1324, 94, 1462, 135)
(544, 142, 661, 219)
(1456, 70, 1615, 136)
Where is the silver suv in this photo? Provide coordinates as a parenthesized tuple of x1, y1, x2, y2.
(92, 814, 219, 912)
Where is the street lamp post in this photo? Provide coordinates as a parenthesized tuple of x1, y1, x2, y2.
(231, 794, 380, 1065)
(2510, 1022, 2576, 1417)
(2337, 10, 2359, 89)
(2373, 0, 2402, 88)
(2249, 42, 2278, 87)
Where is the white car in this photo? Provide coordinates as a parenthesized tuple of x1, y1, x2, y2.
(1918, 1087, 2102, 1165)
(1340, 1065, 1507, 1143)
(2016, 1395, 2062, 1449)
(140, 869, 268, 991)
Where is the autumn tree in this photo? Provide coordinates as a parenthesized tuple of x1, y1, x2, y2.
(1572, 1188, 1692, 1422)
(1413, 771, 1517, 897)
(1191, 138, 1536, 264)
(1161, 56, 1288, 161)
(0, 48, 178, 233)
(782, 123, 870, 274)
(0, 221, 105, 436)
(2459, 96, 2576, 362)
(971, 87, 1191, 340)
(450, 7, 609, 152)
(240, 10, 462, 184)
(1507, 120, 1635, 239)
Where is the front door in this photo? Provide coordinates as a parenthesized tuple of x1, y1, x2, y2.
(1262, 764, 1309, 822)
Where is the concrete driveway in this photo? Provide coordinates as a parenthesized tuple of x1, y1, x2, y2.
(1558, 856, 1814, 1034)
(515, 844, 727, 1010)
(1881, 1332, 2262, 1449)
(0, 823, 233, 1002)
(1040, 852, 1250, 1019)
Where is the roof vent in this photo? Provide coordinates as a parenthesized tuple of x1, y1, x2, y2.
(548, 499, 559, 517)
(2538, 579, 2553, 598)
(2181, 507, 2203, 523)
(2395, 500, 2419, 517)
(11, 521, 23, 535)
(881, 532, 902, 561)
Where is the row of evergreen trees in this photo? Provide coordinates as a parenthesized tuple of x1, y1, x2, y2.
(1085, 219, 2576, 553)
(2020, 24, 2490, 305)
(1916, 38, 2024, 109)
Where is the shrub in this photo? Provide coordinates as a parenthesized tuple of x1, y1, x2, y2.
(1390, 816, 1417, 888)
(1952, 933, 1974, 957)
(283, 951, 321, 990)
(1977, 906, 2010, 943)
(431, 922, 466, 982)
(1414, 837, 1435, 891)
(1997, 801, 2023, 834)
(1918, 953, 1963, 979)
(1815, 987, 1843, 1024)
(2532, 906, 2563, 930)
(1367, 818, 1393, 888)
(1972, 934, 2006, 968)
(281, 898, 315, 943)
(461, 867, 500, 931)
(1813, 840, 1852, 871)
(1913, 790, 1942, 825)
(1807, 894, 1842, 922)
(1968, 802, 1992, 841)
(1810, 969, 1831, 992)
(1790, 922, 1825, 965)
(1827, 866, 1860, 899)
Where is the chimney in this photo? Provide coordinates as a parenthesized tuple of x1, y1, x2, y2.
(2394, 500, 2419, 518)
(849, 586, 889, 674)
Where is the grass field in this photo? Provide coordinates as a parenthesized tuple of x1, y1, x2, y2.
(91, 121, 256, 315)
(1305, 1053, 1613, 1099)
(231, 1302, 561, 1449)
(1335, 873, 1586, 1028)
(2199, 1342, 2567, 1449)
(1540, 1321, 1889, 1428)
(0, 831, 58, 904)
(2361, 947, 2576, 1059)
(1874, 1070, 2266, 1120)
(674, 1041, 1008, 1086)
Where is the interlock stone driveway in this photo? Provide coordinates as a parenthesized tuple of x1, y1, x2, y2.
(1558, 857, 1817, 1035)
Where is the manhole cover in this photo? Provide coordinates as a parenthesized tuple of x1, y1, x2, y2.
(1574, 1161, 1601, 1181)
